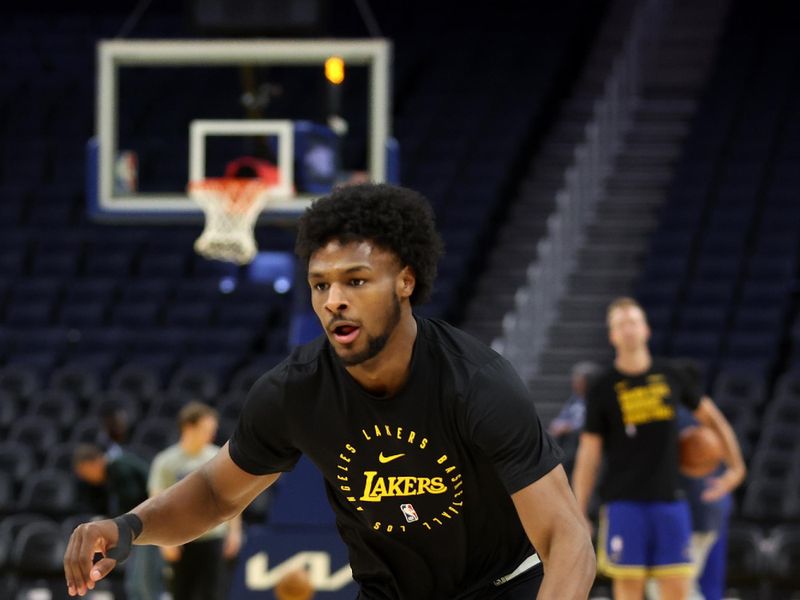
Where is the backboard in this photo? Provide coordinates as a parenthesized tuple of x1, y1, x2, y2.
(87, 38, 394, 223)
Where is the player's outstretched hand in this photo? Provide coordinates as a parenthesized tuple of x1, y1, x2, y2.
(63, 518, 121, 597)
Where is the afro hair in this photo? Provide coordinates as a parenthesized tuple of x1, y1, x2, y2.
(295, 183, 444, 305)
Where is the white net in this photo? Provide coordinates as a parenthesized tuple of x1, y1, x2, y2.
(189, 178, 277, 265)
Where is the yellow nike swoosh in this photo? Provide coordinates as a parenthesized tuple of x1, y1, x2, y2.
(378, 452, 406, 463)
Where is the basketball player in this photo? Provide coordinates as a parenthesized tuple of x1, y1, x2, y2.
(64, 184, 595, 599)
(571, 297, 746, 600)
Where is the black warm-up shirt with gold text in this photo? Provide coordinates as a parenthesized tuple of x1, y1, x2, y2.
(229, 317, 561, 599)
(584, 359, 702, 503)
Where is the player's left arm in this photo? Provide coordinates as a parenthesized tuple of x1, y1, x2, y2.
(512, 465, 595, 600)
(692, 396, 747, 501)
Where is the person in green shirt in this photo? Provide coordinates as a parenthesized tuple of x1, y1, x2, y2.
(73, 444, 163, 600)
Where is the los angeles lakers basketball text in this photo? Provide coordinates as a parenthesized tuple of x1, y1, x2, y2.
(335, 423, 464, 533)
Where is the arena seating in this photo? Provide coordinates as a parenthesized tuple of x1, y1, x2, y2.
(0, 1, 603, 597)
(1, 0, 798, 597)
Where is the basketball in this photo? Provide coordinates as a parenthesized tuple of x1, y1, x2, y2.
(679, 425, 724, 477)
(274, 569, 315, 600)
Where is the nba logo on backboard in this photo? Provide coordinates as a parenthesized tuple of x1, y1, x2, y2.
(400, 503, 419, 523)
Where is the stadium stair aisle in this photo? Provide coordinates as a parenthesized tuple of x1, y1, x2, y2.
(527, 0, 730, 423)
(461, 0, 632, 347)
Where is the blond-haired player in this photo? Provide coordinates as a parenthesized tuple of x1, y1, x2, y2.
(572, 297, 745, 600)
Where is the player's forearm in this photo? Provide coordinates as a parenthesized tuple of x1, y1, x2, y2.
(707, 412, 746, 483)
(536, 518, 596, 599)
(699, 397, 746, 484)
(133, 467, 238, 546)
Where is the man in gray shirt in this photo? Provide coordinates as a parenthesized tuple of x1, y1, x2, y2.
(149, 402, 242, 600)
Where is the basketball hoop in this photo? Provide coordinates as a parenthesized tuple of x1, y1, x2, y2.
(189, 177, 282, 265)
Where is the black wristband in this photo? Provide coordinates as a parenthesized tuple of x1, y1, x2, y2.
(106, 513, 143, 563)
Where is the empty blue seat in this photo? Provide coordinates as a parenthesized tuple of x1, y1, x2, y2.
(179, 353, 241, 381)
(773, 371, 800, 403)
(723, 331, 779, 361)
(163, 302, 214, 328)
(8, 415, 59, 459)
(169, 366, 222, 402)
(648, 230, 694, 255)
(683, 281, 736, 309)
(9, 328, 69, 356)
(172, 280, 220, 302)
(27, 203, 77, 227)
(65, 416, 105, 447)
(123, 353, 178, 382)
(4, 300, 55, 326)
(42, 443, 77, 473)
(0, 365, 40, 401)
(693, 256, 740, 282)
(647, 305, 674, 332)
(130, 417, 178, 453)
(697, 232, 746, 257)
(128, 328, 188, 355)
(677, 307, 727, 332)
(225, 281, 280, 304)
(711, 369, 765, 406)
(739, 281, 790, 309)
(111, 300, 162, 327)
(731, 305, 784, 333)
(186, 328, 254, 354)
(147, 392, 194, 420)
(137, 253, 187, 278)
(61, 354, 119, 383)
(635, 281, 682, 311)
(119, 280, 170, 303)
(741, 478, 791, 521)
(109, 363, 161, 402)
(0, 442, 37, 486)
(0, 201, 25, 227)
(70, 327, 124, 354)
(0, 249, 26, 277)
(62, 279, 117, 304)
(639, 254, 689, 280)
(29, 250, 79, 276)
(27, 390, 79, 433)
(669, 331, 720, 363)
(9, 278, 63, 303)
(83, 251, 133, 277)
(192, 257, 239, 280)
(746, 254, 796, 282)
(49, 363, 102, 402)
(18, 470, 79, 517)
(214, 302, 268, 328)
(58, 301, 108, 327)
(10, 520, 68, 585)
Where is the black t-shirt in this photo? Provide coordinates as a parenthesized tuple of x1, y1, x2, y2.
(584, 359, 702, 502)
(229, 317, 562, 599)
